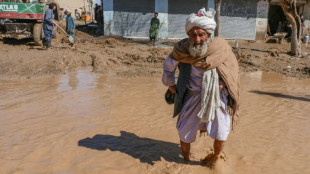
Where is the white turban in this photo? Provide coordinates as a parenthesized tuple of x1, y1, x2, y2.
(66, 9, 72, 14)
(185, 8, 217, 34)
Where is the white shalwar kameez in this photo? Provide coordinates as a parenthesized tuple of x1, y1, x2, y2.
(162, 56, 231, 143)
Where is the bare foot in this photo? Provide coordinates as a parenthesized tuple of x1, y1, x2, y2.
(200, 152, 227, 169)
(200, 154, 218, 169)
(180, 152, 191, 164)
(219, 152, 228, 161)
(183, 158, 190, 164)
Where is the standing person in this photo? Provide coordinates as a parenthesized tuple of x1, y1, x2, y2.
(267, 24, 271, 36)
(94, 4, 99, 22)
(66, 10, 76, 49)
(63, 10, 68, 20)
(59, 8, 64, 20)
(74, 9, 79, 20)
(286, 22, 292, 38)
(276, 21, 282, 33)
(149, 12, 160, 45)
(42, 3, 56, 49)
(300, 14, 305, 36)
(162, 8, 240, 168)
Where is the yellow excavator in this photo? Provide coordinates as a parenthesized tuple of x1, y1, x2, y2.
(80, 11, 91, 21)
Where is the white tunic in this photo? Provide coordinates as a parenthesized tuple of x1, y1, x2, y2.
(162, 56, 230, 143)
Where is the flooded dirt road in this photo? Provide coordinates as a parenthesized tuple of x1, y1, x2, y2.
(0, 71, 310, 174)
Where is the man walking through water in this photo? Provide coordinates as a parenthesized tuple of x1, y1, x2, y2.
(149, 12, 160, 45)
(162, 8, 240, 168)
(43, 3, 56, 49)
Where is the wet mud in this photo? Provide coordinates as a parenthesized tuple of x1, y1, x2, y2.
(0, 70, 310, 174)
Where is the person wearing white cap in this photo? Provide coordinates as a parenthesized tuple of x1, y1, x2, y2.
(66, 10, 76, 49)
(162, 8, 240, 168)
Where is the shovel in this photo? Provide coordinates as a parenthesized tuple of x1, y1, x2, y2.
(52, 20, 74, 44)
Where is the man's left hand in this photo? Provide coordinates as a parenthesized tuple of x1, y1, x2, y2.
(219, 81, 226, 91)
(169, 85, 176, 94)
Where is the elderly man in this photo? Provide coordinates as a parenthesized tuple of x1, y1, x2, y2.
(162, 8, 239, 168)
(42, 3, 56, 49)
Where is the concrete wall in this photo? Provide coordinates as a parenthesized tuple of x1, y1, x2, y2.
(219, 0, 258, 40)
(103, 0, 261, 40)
(168, 0, 208, 39)
(103, 0, 113, 35)
(155, 0, 168, 39)
(255, 0, 269, 40)
(112, 0, 155, 37)
(107, 0, 169, 38)
(104, 0, 208, 39)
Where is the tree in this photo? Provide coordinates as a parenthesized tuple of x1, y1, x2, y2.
(214, 0, 222, 37)
(280, 0, 302, 56)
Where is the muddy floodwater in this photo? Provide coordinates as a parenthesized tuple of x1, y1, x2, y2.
(0, 70, 310, 174)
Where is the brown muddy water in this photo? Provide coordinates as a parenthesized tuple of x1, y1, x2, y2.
(0, 70, 310, 174)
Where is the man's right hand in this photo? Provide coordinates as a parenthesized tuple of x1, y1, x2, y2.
(169, 85, 176, 94)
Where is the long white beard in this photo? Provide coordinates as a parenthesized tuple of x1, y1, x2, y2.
(189, 41, 208, 58)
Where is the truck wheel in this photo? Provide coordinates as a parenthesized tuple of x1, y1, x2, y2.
(2, 38, 8, 44)
(33, 23, 43, 46)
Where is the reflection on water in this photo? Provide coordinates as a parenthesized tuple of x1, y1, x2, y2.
(57, 70, 99, 92)
(0, 70, 310, 174)
(242, 71, 310, 101)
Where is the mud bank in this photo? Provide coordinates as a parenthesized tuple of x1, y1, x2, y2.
(0, 35, 171, 78)
(1, 24, 310, 79)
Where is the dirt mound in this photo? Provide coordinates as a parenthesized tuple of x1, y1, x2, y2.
(1, 26, 310, 79)
(230, 40, 310, 78)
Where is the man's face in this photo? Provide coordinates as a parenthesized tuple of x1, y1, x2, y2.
(188, 27, 210, 47)
(188, 27, 211, 57)
(154, 13, 158, 18)
(52, 6, 56, 11)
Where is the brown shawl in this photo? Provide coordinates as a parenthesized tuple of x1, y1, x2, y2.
(170, 37, 240, 126)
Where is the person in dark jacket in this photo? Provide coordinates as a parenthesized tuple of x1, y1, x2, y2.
(43, 3, 56, 49)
